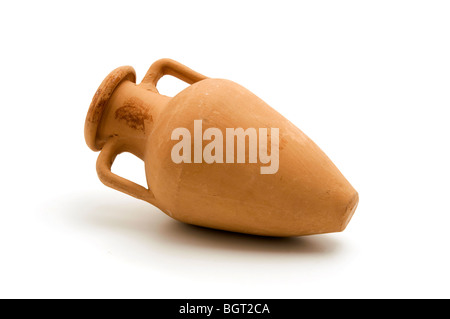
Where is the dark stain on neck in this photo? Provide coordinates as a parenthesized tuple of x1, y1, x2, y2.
(115, 97, 152, 131)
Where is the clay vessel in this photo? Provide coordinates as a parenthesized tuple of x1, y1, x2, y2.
(85, 58, 358, 236)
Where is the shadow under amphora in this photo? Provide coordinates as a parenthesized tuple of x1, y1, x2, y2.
(159, 221, 341, 255)
(57, 191, 342, 256)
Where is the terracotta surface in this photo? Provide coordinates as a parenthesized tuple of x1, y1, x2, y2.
(85, 58, 358, 237)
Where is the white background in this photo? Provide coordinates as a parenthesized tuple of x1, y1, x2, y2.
(1, 1, 449, 299)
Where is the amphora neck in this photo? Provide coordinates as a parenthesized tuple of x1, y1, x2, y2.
(85, 66, 170, 159)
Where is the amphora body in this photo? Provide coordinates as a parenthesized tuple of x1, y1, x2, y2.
(85, 59, 358, 236)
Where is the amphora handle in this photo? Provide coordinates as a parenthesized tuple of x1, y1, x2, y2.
(141, 58, 208, 92)
(96, 137, 156, 205)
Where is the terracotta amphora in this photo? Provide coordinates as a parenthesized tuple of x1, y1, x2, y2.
(85, 58, 358, 236)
